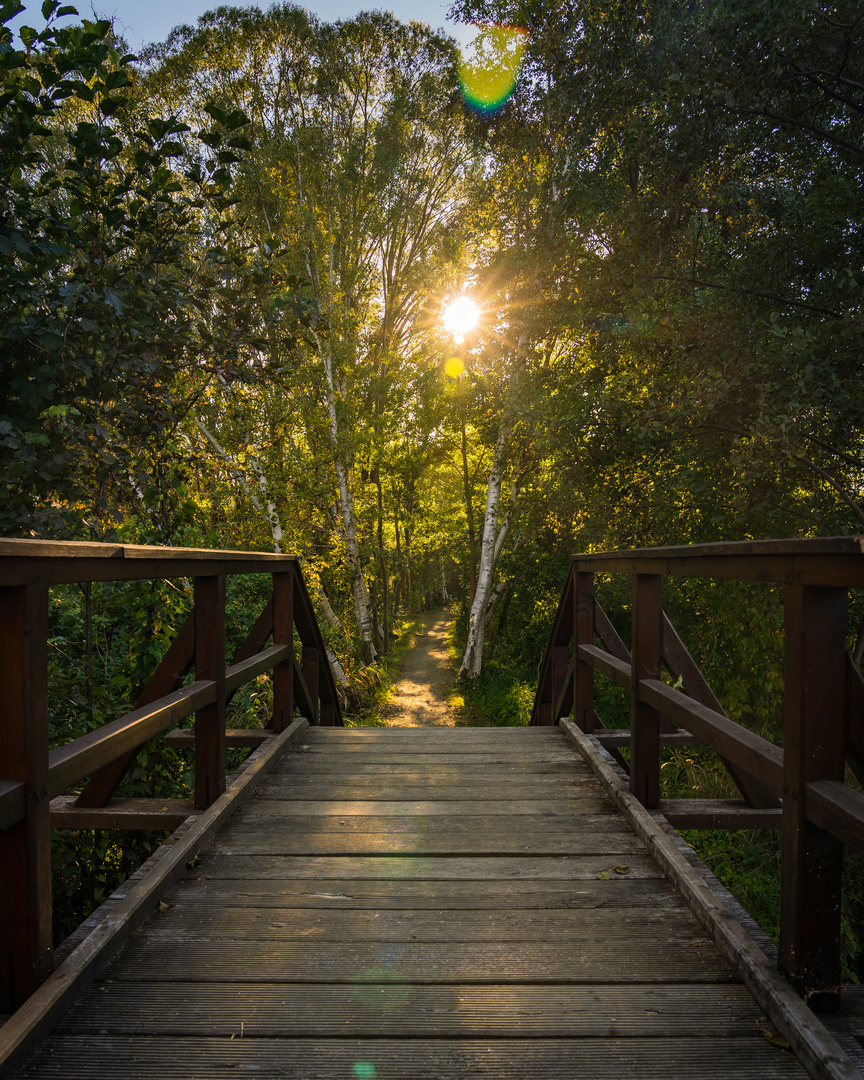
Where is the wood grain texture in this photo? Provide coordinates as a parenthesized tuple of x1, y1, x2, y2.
(6, 725, 813, 1080)
(15, 1035, 811, 1080)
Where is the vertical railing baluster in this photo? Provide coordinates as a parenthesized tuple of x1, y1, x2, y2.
(303, 646, 320, 724)
(779, 584, 846, 1013)
(630, 573, 662, 808)
(272, 570, 295, 732)
(0, 585, 52, 1010)
(574, 571, 595, 732)
(194, 575, 226, 809)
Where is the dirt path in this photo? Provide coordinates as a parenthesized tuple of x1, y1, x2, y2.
(384, 609, 458, 726)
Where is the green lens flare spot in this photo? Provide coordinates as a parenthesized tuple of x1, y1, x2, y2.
(352, 1064, 377, 1080)
(352, 964, 412, 1010)
(458, 25, 529, 115)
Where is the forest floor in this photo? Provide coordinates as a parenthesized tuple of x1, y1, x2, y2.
(383, 608, 458, 727)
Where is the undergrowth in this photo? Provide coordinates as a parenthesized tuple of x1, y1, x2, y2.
(342, 613, 427, 725)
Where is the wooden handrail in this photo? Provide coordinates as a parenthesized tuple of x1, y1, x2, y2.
(0, 540, 343, 1012)
(532, 536, 864, 1014)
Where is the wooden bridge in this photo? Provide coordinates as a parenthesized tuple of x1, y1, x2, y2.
(2, 538, 864, 1079)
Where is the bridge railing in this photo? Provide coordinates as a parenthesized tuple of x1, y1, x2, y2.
(531, 536, 864, 1014)
(0, 538, 342, 1012)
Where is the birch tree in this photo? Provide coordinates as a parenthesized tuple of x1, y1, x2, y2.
(147, 7, 476, 663)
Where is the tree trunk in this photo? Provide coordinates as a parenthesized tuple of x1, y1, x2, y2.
(459, 421, 511, 678)
(461, 419, 477, 600)
(393, 511, 402, 616)
(374, 467, 389, 654)
(318, 333, 377, 664)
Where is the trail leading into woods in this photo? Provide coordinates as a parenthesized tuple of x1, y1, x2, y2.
(385, 609, 458, 727)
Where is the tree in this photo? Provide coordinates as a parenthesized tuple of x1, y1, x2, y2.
(146, 6, 478, 661)
(0, 1, 288, 540)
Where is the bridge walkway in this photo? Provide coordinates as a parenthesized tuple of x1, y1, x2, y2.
(14, 725, 808, 1079)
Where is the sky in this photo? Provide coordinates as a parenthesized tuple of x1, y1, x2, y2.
(10, 0, 478, 52)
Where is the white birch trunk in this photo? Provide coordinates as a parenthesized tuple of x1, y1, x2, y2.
(459, 421, 511, 678)
(484, 530, 525, 629)
(316, 331, 377, 664)
(195, 418, 345, 637)
(440, 554, 449, 604)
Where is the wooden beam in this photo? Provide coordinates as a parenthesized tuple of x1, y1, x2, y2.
(595, 729, 697, 749)
(51, 647, 290, 802)
(163, 729, 274, 749)
(0, 585, 52, 1012)
(844, 653, 864, 788)
(593, 600, 631, 664)
(48, 680, 216, 797)
(806, 781, 864, 856)
(224, 644, 289, 696)
(578, 644, 631, 689)
(660, 799, 783, 830)
(550, 644, 569, 724)
(661, 611, 780, 809)
(574, 573, 594, 731)
(301, 647, 320, 724)
(0, 540, 299, 588)
(272, 570, 294, 733)
(0, 718, 310, 1077)
(0, 780, 26, 831)
(779, 584, 847, 1013)
(630, 573, 662, 808)
(75, 609, 196, 808)
(194, 575, 226, 810)
(49, 797, 197, 830)
(559, 717, 862, 1080)
(637, 679, 784, 797)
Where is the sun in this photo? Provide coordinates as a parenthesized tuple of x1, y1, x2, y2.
(443, 296, 480, 339)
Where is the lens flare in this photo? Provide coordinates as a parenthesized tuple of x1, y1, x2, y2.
(444, 356, 465, 378)
(443, 296, 479, 338)
(458, 24, 529, 116)
(352, 1065, 376, 1079)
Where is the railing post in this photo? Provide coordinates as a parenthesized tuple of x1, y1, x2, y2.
(194, 575, 226, 809)
(779, 584, 846, 1013)
(550, 645, 569, 722)
(574, 571, 594, 732)
(272, 570, 295, 732)
(0, 585, 53, 1010)
(302, 647, 320, 724)
(630, 573, 662, 808)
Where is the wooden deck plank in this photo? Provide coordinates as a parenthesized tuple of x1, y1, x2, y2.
(56, 982, 773, 1037)
(277, 750, 582, 766)
(14, 1035, 812, 1080)
(258, 777, 592, 797)
(99, 938, 737, 982)
(168, 875, 682, 908)
(181, 851, 667, 879)
(5, 725, 814, 1080)
(208, 824, 645, 855)
(242, 797, 613, 815)
(132, 904, 710, 942)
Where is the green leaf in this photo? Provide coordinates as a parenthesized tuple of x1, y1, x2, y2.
(103, 286, 126, 315)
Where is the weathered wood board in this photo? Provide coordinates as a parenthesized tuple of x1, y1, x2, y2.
(11, 726, 809, 1079)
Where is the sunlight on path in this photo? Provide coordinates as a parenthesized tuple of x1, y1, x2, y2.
(385, 609, 457, 727)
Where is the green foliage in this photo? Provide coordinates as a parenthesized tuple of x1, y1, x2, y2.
(0, 3, 303, 539)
